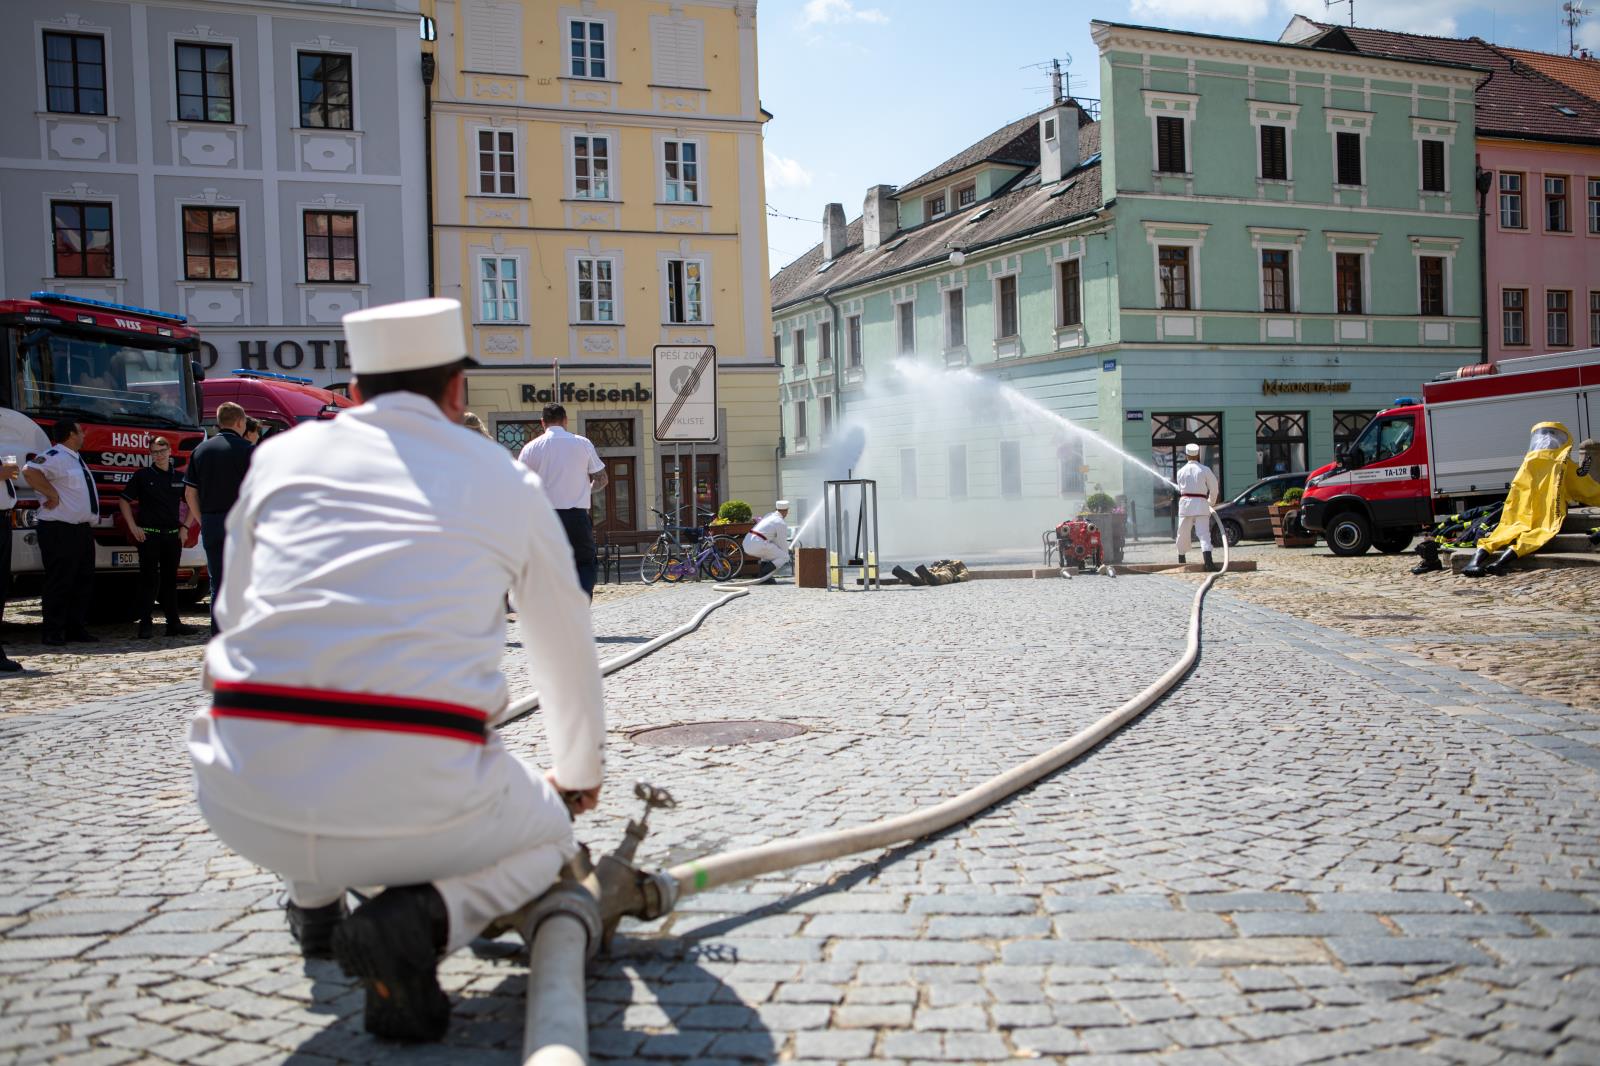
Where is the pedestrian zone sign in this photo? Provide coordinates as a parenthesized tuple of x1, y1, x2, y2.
(652, 345, 718, 443)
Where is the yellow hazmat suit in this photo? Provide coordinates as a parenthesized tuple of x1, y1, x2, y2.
(1477, 422, 1600, 558)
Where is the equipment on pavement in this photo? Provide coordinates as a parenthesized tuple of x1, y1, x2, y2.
(1054, 519, 1103, 570)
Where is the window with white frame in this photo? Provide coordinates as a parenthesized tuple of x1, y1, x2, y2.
(794, 399, 807, 441)
(925, 193, 946, 219)
(1590, 178, 1600, 234)
(665, 259, 704, 323)
(995, 275, 1018, 338)
(572, 134, 611, 198)
(575, 257, 614, 322)
(568, 18, 607, 79)
(1335, 252, 1364, 314)
(1548, 290, 1571, 346)
(847, 315, 862, 367)
(1057, 259, 1083, 327)
(819, 320, 832, 363)
(1591, 291, 1600, 346)
(477, 128, 516, 195)
(896, 301, 915, 354)
(1546, 175, 1571, 232)
(1503, 288, 1527, 346)
(1418, 256, 1445, 317)
(793, 326, 805, 366)
(1261, 249, 1291, 313)
(1500, 172, 1525, 228)
(944, 288, 965, 348)
(663, 140, 699, 203)
(1158, 246, 1190, 310)
(479, 255, 520, 321)
(956, 183, 977, 208)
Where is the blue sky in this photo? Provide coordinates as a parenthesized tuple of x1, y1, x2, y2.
(757, 0, 1595, 273)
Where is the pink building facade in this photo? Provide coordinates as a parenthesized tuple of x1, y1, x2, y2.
(1483, 139, 1600, 362)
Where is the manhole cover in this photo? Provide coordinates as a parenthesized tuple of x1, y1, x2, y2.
(1336, 613, 1421, 622)
(630, 720, 807, 747)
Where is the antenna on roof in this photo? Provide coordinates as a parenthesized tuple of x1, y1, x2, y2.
(1325, 0, 1354, 28)
(1021, 55, 1071, 103)
(1564, 1, 1590, 57)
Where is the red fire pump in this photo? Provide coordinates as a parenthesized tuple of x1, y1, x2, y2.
(1054, 520, 1102, 570)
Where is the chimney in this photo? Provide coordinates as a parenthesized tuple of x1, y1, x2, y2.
(1039, 101, 1082, 186)
(822, 202, 847, 260)
(862, 184, 898, 252)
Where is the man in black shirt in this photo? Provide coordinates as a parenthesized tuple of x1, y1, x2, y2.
(118, 437, 200, 639)
(185, 402, 254, 634)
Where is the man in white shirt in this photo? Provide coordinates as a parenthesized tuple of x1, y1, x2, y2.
(1173, 442, 1221, 572)
(743, 500, 793, 583)
(23, 419, 101, 645)
(517, 403, 607, 597)
(189, 298, 606, 1043)
(0, 447, 22, 672)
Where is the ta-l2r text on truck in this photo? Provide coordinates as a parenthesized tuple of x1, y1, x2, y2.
(1299, 347, 1600, 555)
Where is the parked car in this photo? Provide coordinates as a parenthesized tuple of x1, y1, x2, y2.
(1213, 471, 1310, 546)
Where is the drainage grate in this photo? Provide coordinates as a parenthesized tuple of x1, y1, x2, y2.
(630, 720, 808, 747)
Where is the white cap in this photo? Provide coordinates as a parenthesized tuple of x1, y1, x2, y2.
(775, 499, 791, 509)
(1184, 443, 1201, 457)
(341, 298, 473, 375)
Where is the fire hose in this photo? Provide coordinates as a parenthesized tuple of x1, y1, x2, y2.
(520, 515, 1229, 1065)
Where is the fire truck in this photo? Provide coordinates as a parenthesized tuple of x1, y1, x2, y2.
(2, 291, 208, 597)
(1299, 347, 1600, 555)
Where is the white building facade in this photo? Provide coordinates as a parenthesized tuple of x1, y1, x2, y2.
(0, 0, 428, 387)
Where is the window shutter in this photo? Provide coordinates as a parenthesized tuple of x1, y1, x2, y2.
(1336, 132, 1361, 185)
(1260, 125, 1287, 181)
(465, 0, 522, 73)
(650, 15, 705, 88)
(1156, 116, 1185, 173)
(1421, 141, 1444, 192)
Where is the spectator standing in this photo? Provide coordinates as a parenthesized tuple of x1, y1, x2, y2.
(117, 437, 201, 639)
(517, 403, 607, 597)
(0, 451, 20, 671)
(189, 297, 604, 1043)
(185, 402, 254, 634)
(21, 420, 100, 646)
(243, 418, 262, 444)
(462, 411, 491, 438)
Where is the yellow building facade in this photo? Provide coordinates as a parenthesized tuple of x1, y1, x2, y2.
(423, 0, 777, 535)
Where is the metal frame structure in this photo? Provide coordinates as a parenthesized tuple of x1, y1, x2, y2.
(822, 478, 881, 591)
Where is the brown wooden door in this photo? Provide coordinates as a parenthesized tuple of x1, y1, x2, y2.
(661, 454, 720, 527)
(590, 456, 635, 538)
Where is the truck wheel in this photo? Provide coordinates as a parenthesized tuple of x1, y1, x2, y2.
(1221, 520, 1243, 547)
(1375, 530, 1414, 554)
(1326, 512, 1372, 556)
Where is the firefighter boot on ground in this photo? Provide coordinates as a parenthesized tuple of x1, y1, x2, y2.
(1461, 548, 1493, 577)
(333, 884, 451, 1042)
(1177, 554, 1186, 567)
(1484, 547, 1520, 576)
(1411, 540, 1444, 575)
(891, 565, 923, 586)
(1202, 551, 1218, 573)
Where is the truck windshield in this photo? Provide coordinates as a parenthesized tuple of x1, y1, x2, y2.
(1348, 414, 1414, 465)
(8, 325, 198, 428)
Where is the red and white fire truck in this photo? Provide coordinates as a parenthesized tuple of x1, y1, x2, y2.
(2, 291, 208, 596)
(1300, 346, 1600, 555)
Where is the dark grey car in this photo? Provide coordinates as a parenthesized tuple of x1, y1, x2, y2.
(1214, 472, 1309, 546)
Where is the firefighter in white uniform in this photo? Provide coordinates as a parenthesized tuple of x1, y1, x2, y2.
(742, 500, 792, 582)
(1173, 442, 1220, 572)
(188, 298, 605, 1043)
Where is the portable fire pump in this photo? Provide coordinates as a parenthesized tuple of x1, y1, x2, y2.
(1054, 520, 1102, 570)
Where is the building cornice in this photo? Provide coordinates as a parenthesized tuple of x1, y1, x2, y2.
(432, 100, 767, 133)
(154, 0, 418, 26)
(1090, 21, 1486, 89)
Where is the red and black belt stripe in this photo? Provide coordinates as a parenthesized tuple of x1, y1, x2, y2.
(211, 680, 489, 744)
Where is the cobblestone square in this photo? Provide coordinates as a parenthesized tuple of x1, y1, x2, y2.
(2, 556, 1598, 1064)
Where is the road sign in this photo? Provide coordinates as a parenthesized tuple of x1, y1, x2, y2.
(653, 345, 718, 442)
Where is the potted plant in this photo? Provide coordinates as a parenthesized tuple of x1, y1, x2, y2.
(1078, 491, 1126, 564)
(1269, 486, 1317, 547)
(708, 499, 756, 538)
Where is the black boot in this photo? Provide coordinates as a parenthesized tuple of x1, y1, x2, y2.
(756, 560, 776, 584)
(137, 619, 153, 639)
(1176, 554, 1186, 567)
(1484, 547, 1519, 576)
(0, 647, 20, 673)
(1410, 541, 1443, 575)
(1461, 547, 1492, 577)
(891, 565, 923, 586)
(915, 564, 943, 587)
(1202, 551, 1218, 573)
(286, 895, 349, 959)
(333, 884, 451, 1042)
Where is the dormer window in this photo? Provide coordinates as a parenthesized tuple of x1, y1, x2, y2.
(925, 193, 947, 220)
(956, 183, 977, 208)
(1043, 117, 1057, 141)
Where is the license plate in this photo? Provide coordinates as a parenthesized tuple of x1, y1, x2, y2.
(111, 550, 139, 568)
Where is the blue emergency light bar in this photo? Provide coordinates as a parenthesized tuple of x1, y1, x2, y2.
(231, 368, 315, 385)
(29, 290, 188, 324)
(1393, 396, 1419, 406)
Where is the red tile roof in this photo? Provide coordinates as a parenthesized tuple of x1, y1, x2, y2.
(1503, 47, 1600, 106)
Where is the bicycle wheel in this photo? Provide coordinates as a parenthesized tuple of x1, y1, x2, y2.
(640, 542, 674, 584)
(703, 548, 737, 582)
(711, 536, 744, 576)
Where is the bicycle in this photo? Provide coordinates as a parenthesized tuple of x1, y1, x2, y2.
(640, 508, 745, 584)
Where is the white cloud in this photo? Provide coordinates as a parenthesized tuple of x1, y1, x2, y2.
(764, 149, 814, 192)
(1128, 0, 1274, 26)
(801, 0, 888, 27)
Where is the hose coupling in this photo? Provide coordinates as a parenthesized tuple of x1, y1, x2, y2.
(521, 876, 603, 960)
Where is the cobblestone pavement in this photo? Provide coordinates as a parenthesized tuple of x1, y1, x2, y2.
(3, 573, 1599, 1065)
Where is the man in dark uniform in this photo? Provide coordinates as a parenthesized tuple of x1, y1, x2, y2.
(118, 437, 200, 639)
(22, 420, 100, 646)
(184, 402, 253, 634)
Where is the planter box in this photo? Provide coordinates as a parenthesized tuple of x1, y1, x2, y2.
(1269, 504, 1317, 548)
(1077, 512, 1126, 564)
(709, 521, 760, 575)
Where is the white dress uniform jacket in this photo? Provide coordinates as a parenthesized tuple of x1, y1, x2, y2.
(25, 443, 100, 524)
(517, 426, 604, 510)
(1174, 460, 1219, 516)
(194, 392, 604, 831)
(742, 509, 793, 566)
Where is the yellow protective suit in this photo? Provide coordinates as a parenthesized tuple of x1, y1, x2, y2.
(1477, 422, 1600, 557)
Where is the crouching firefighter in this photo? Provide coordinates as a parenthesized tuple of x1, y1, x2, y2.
(1462, 422, 1600, 577)
(743, 500, 792, 583)
(1174, 443, 1220, 572)
(187, 298, 606, 1043)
